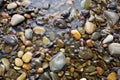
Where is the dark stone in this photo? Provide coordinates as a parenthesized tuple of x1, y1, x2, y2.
(107, 2, 117, 10)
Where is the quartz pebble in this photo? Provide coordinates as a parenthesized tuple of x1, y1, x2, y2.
(49, 52, 66, 72)
(33, 27, 46, 35)
(22, 52, 32, 63)
(107, 72, 117, 80)
(17, 72, 26, 80)
(71, 29, 81, 40)
(25, 29, 33, 39)
(15, 58, 23, 67)
(108, 43, 120, 56)
(17, 51, 24, 58)
(103, 34, 113, 44)
(85, 21, 96, 34)
(11, 14, 25, 26)
(1, 58, 10, 70)
(7, 2, 17, 9)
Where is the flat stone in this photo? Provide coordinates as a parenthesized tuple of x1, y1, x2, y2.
(7, 2, 17, 9)
(22, 52, 32, 63)
(108, 43, 120, 56)
(49, 52, 66, 72)
(25, 29, 33, 39)
(15, 58, 23, 67)
(10, 14, 25, 26)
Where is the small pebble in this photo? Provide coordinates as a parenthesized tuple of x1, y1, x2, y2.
(22, 64, 31, 70)
(17, 51, 24, 58)
(85, 21, 96, 34)
(103, 34, 113, 44)
(107, 72, 117, 80)
(17, 72, 26, 80)
(33, 27, 46, 35)
(24, 14, 31, 18)
(22, 52, 33, 63)
(7, 2, 17, 10)
(91, 32, 101, 40)
(1, 58, 10, 70)
(86, 39, 94, 47)
(11, 14, 25, 26)
(71, 29, 81, 40)
(42, 36, 50, 45)
(25, 29, 33, 39)
(15, 58, 23, 67)
(37, 68, 44, 74)
(96, 67, 104, 75)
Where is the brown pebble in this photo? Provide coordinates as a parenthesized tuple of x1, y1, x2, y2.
(33, 27, 46, 35)
(22, 64, 31, 70)
(37, 68, 44, 74)
(96, 67, 104, 75)
(1, 12, 10, 18)
(107, 72, 117, 80)
(71, 29, 81, 40)
(24, 14, 31, 18)
(86, 39, 94, 47)
(102, 43, 108, 48)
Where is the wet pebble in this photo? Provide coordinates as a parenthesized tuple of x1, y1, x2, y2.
(104, 10, 119, 26)
(33, 27, 46, 35)
(15, 58, 23, 67)
(103, 34, 114, 44)
(107, 72, 117, 80)
(17, 72, 26, 80)
(25, 29, 33, 39)
(11, 14, 25, 26)
(1, 58, 10, 70)
(71, 29, 81, 40)
(7, 2, 17, 10)
(49, 52, 66, 72)
(91, 32, 101, 40)
(84, 66, 96, 73)
(108, 43, 120, 56)
(17, 51, 24, 58)
(79, 48, 93, 59)
(22, 52, 33, 63)
(85, 21, 96, 34)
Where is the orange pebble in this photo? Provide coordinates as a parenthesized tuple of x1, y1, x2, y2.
(23, 64, 31, 70)
(24, 14, 31, 19)
(86, 39, 94, 47)
(96, 67, 104, 75)
(71, 29, 81, 40)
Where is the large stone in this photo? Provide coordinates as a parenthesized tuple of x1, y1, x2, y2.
(10, 14, 25, 26)
(103, 34, 114, 44)
(49, 52, 66, 72)
(109, 43, 120, 56)
(7, 2, 17, 9)
(22, 52, 32, 63)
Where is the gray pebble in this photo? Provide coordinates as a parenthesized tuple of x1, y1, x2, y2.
(25, 29, 33, 39)
(7, 2, 17, 9)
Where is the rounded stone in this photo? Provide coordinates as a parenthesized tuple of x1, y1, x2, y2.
(33, 27, 46, 35)
(71, 29, 81, 40)
(15, 58, 23, 67)
(85, 21, 96, 34)
(103, 34, 113, 44)
(107, 72, 117, 80)
(22, 52, 33, 63)
(7, 2, 17, 9)
(91, 32, 101, 40)
(17, 51, 24, 58)
(25, 29, 33, 39)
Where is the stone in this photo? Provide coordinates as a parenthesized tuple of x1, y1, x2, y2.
(0, 0, 3, 7)
(49, 52, 66, 72)
(15, 58, 23, 67)
(71, 29, 81, 40)
(1, 58, 10, 70)
(22, 0, 31, 6)
(108, 43, 120, 56)
(107, 72, 117, 80)
(17, 72, 26, 80)
(91, 32, 101, 40)
(103, 34, 113, 44)
(96, 67, 104, 75)
(10, 14, 25, 26)
(0, 64, 5, 76)
(7, 2, 17, 9)
(17, 51, 24, 58)
(37, 68, 44, 74)
(22, 52, 32, 63)
(42, 36, 50, 45)
(84, 66, 96, 73)
(22, 63, 31, 70)
(85, 21, 96, 34)
(33, 27, 46, 35)
(25, 29, 33, 39)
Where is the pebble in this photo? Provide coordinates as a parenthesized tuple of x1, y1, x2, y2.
(91, 32, 101, 40)
(103, 34, 114, 44)
(25, 29, 33, 39)
(84, 66, 96, 73)
(71, 29, 81, 40)
(17, 72, 26, 80)
(7, 2, 17, 10)
(117, 69, 120, 79)
(22, 64, 31, 70)
(104, 10, 119, 26)
(42, 36, 50, 45)
(22, 0, 31, 6)
(79, 48, 93, 59)
(96, 67, 104, 75)
(86, 39, 94, 47)
(33, 27, 46, 35)
(49, 52, 67, 72)
(1, 58, 10, 70)
(107, 72, 117, 80)
(85, 21, 96, 34)
(56, 39, 64, 47)
(11, 14, 25, 26)
(37, 68, 44, 74)
(107, 2, 117, 10)
(6, 69, 18, 79)
(0, 64, 5, 76)
(22, 52, 33, 63)
(17, 51, 24, 58)
(15, 58, 23, 67)
(108, 43, 120, 56)
(24, 14, 31, 18)
(0, 0, 3, 7)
